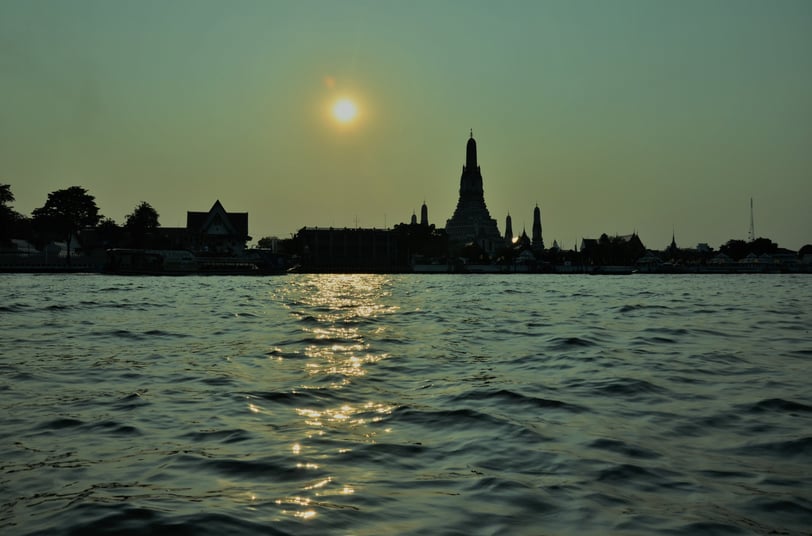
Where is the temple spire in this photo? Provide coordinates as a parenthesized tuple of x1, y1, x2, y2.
(466, 131, 477, 169)
(446, 131, 501, 255)
(532, 203, 544, 250)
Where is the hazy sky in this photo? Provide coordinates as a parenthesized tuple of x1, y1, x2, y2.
(2, 0, 810, 250)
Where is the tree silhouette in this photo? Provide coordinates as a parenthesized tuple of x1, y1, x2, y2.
(97, 218, 123, 248)
(1, 184, 18, 244)
(720, 239, 748, 260)
(32, 186, 101, 264)
(749, 237, 778, 256)
(719, 238, 778, 260)
(0, 184, 13, 206)
(124, 201, 160, 248)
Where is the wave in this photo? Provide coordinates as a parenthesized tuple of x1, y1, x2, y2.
(595, 462, 675, 485)
(546, 335, 599, 349)
(740, 398, 812, 414)
(386, 405, 507, 431)
(176, 454, 327, 482)
(731, 436, 812, 458)
(181, 428, 253, 444)
(588, 438, 662, 459)
(338, 442, 426, 470)
(663, 521, 753, 536)
(0, 303, 30, 313)
(86, 419, 142, 436)
(447, 388, 585, 413)
(616, 303, 673, 314)
(36, 417, 141, 436)
(243, 388, 345, 408)
(89, 329, 190, 340)
(38, 417, 84, 430)
(29, 509, 294, 536)
(112, 392, 151, 411)
(567, 377, 672, 400)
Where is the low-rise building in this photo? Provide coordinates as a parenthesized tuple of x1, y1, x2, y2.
(296, 227, 407, 272)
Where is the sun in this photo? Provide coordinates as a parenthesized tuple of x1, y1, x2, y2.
(332, 98, 358, 123)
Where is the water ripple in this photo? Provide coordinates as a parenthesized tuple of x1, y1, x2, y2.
(1, 273, 810, 535)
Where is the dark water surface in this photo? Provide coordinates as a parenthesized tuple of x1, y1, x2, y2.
(1, 274, 810, 535)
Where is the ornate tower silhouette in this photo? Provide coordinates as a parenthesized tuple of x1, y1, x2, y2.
(445, 131, 502, 254)
(667, 230, 679, 259)
(421, 201, 428, 226)
(532, 204, 544, 250)
(505, 213, 513, 246)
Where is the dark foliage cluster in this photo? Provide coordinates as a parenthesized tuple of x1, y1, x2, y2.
(1, 184, 168, 262)
(719, 238, 779, 261)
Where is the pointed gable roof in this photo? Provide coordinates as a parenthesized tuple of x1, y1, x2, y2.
(187, 200, 249, 237)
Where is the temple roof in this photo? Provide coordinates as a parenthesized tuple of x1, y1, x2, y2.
(187, 200, 248, 237)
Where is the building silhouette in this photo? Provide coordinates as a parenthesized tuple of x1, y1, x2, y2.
(580, 233, 645, 266)
(296, 227, 405, 272)
(118, 200, 251, 255)
(504, 213, 513, 246)
(445, 131, 502, 255)
(532, 204, 544, 251)
(185, 200, 250, 255)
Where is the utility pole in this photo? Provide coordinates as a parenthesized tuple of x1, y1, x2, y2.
(748, 197, 755, 242)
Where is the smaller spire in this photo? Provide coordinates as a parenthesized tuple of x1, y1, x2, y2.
(504, 212, 514, 244)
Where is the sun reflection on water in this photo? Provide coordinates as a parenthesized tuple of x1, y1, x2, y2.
(303, 477, 332, 490)
(276, 496, 317, 520)
(289, 275, 397, 385)
(270, 275, 401, 522)
(295, 401, 395, 431)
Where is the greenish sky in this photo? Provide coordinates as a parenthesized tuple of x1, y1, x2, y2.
(2, 0, 810, 250)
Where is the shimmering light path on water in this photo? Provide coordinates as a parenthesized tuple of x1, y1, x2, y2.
(1, 274, 810, 535)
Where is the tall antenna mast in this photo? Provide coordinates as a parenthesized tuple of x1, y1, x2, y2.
(748, 197, 755, 242)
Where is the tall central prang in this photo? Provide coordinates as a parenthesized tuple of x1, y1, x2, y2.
(445, 131, 502, 255)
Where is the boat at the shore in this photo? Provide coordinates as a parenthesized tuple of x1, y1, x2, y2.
(104, 249, 285, 275)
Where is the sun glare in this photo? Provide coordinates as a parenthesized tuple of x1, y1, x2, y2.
(332, 98, 358, 123)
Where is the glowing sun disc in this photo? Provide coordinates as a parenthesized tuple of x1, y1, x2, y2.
(333, 99, 357, 123)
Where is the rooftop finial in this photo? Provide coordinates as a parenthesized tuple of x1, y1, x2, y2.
(470, 128, 473, 139)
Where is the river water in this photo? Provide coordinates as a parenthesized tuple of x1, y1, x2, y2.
(1, 274, 810, 535)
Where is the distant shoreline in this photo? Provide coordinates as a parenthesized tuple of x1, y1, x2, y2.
(2, 266, 810, 276)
